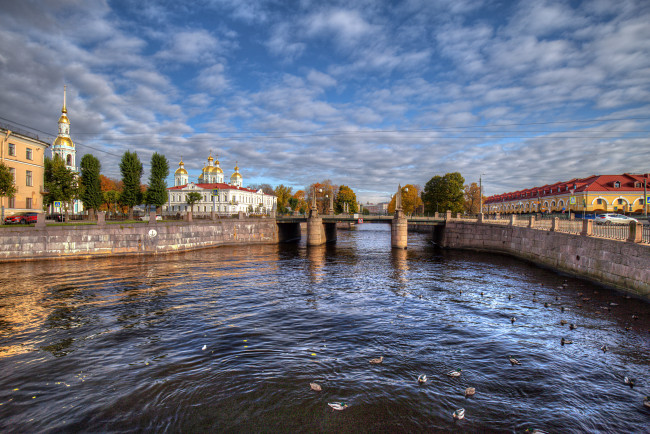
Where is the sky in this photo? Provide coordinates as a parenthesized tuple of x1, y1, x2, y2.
(0, 0, 649, 203)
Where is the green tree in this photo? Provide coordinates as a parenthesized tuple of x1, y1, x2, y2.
(119, 151, 143, 220)
(287, 197, 299, 212)
(274, 184, 293, 214)
(422, 172, 465, 214)
(0, 163, 17, 215)
(334, 185, 358, 214)
(103, 190, 121, 215)
(146, 152, 169, 213)
(44, 154, 78, 220)
(185, 191, 202, 214)
(80, 154, 102, 220)
(387, 184, 423, 215)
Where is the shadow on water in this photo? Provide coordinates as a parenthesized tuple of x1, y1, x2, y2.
(0, 226, 648, 432)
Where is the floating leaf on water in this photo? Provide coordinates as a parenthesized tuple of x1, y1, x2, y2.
(311, 353, 316, 356)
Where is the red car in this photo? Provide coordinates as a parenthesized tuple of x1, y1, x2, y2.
(4, 212, 39, 224)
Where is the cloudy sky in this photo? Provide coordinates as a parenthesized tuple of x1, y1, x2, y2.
(1, 0, 649, 203)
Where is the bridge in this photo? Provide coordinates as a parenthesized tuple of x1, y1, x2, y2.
(276, 186, 446, 249)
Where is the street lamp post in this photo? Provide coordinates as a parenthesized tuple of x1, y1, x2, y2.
(478, 173, 485, 214)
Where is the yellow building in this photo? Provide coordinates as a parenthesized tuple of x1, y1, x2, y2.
(485, 174, 650, 215)
(0, 126, 50, 218)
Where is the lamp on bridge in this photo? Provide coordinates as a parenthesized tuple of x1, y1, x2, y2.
(325, 187, 334, 215)
(310, 186, 323, 217)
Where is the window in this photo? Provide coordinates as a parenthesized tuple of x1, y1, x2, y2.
(597, 199, 603, 205)
(617, 199, 624, 205)
(66, 154, 72, 166)
(613, 181, 620, 188)
(8, 143, 16, 156)
(635, 182, 641, 188)
(26, 198, 32, 209)
(10, 167, 15, 181)
(26, 148, 33, 160)
(26, 170, 33, 187)
(8, 197, 14, 208)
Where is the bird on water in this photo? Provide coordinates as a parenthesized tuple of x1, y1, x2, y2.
(369, 356, 383, 364)
(328, 402, 348, 410)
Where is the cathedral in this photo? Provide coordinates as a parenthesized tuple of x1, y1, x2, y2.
(51, 86, 83, 215)
(165, 153, 276, 215)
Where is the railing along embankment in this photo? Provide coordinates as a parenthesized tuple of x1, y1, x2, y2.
(442, 215, 650, 300)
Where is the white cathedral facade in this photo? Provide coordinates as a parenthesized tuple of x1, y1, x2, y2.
(165, 153, 276, 215)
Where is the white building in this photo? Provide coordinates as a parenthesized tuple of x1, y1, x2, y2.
(51, 85, 83, 215)
(165, 154, 276, 215)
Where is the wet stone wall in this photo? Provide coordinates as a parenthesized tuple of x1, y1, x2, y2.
(0, 219, 279, 262)
(442, 221, 650, 300)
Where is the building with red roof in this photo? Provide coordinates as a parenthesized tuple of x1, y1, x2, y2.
(484, 174, 649, 215)
(165, 154, 276, 215)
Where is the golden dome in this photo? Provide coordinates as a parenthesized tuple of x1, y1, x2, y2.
(175, 159, 188, 175)
(208, 154, 214, 162)
(53, 136, 74, 148)
(205, 166, 215, 173)
(58, 114, 70, 124)
(231, 172, 242, 179)
(214, 166, 223, 174)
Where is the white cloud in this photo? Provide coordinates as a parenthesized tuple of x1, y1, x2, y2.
(195, 64, 229, 93)
(156, 29, 224, 64)
(306, 69, 337, 88)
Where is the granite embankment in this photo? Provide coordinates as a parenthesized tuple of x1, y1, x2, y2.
(0, 219, 279, 262)
(441, 220, 650, 300)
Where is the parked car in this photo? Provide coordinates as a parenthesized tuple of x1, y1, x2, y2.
(4, 212, 39, 224)
(141, 214, 162, 222)
(594, 213, 638, 225)
(47, 213, 65, 222)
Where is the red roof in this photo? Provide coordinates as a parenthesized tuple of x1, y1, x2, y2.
(485, 173, 649, 204)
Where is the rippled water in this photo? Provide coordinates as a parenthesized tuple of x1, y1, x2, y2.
(0, 225, 649, 432)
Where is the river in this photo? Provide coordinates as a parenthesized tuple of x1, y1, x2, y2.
(0, 225, 648, 432)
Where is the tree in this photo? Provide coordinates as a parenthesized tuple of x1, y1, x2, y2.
(119, 151, 143, 220)
(307, 180, 337, 214)
(80, 154, 102, 220)
(44, 154, 78, 219)
(292, 190, 308, 214)
(387, 184, 423, 215)
(186, 191, 202, 214)
(146, 153, 169, 213)
(421, 172, 465, 214)
(334, 185, 358, 214)
(464, 182, 482, 214)
(274, 184, 293, 214)
(0, 163, 16, 212)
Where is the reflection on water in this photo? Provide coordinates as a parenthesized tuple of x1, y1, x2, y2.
(0, 225, 649, 432)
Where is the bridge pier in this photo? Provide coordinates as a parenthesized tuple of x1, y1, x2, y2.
(307, 214, 325, 246)
(391, 185, 408, 249)
(391, 210, 408, 249)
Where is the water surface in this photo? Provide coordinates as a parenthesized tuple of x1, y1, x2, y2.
(1, 225, 649, 432)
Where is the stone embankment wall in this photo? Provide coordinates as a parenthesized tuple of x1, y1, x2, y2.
(0, 219, 279, 262)
(441, 221, 650, 299)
